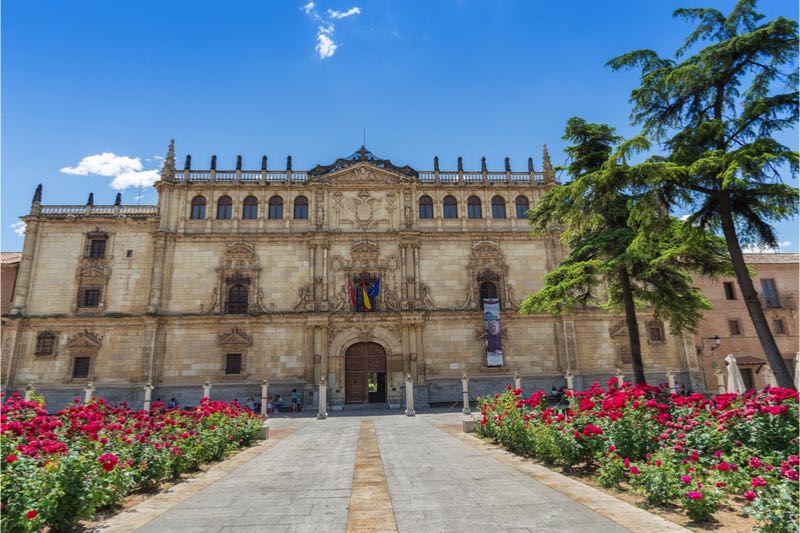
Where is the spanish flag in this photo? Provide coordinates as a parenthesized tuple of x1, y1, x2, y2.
(361, 280, 372, 311)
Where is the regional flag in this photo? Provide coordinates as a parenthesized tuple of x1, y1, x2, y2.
(348, 279, 357, 309)
(361, 280, 372, 311)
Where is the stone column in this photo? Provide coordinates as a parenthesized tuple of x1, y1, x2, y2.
(321, 243, 330, 308)
(461, 374, 470, 415)
(317, 378, 328, 420)
(714, 368, 725, 394)
(261, 379, 269, 417)
(665, 369, 676, 394)
(24, 383, 34, 402)
(10, 217, 40, 316)
(412, 243, 421, 303)
(565, 369, 574, 392)
(414, 323, 425, 384)
(404, 374, 415, 416)
(143, 381, 153, 413)
(203, 380, 212, 399)
(147, 233, 168, 313)
(514, 371, 521, 391)
(616, 367, 625, 386)
(83, 382, 95, 404)
(407, 324, 418, 382)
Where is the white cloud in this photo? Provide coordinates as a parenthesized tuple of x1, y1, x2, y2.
(110, 169, 161, 191)
(61, 152, 162, 190)
(60, 152, 143, 177)
(302, 2, 361, 59)
(742, 241, 792, 253)
(328, 7, 360, 19)
(316, 34, 337, 59)
(10, 221, 26, 237)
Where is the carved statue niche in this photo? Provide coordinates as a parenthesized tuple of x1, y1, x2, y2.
(462, 240, 511, 311)
(202, 241, 268, 314)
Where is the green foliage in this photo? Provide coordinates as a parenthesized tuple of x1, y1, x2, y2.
(608, 0, 798, 387)
(522, 117, 731, 383)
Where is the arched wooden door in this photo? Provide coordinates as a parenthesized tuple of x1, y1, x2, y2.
(345, 342, 387, 404)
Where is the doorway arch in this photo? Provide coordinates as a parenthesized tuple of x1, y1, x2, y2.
(345, 342, 387, 404)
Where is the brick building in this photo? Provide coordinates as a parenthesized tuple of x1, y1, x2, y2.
(2, 143, 701, 409)
(693, 253, 799, 391)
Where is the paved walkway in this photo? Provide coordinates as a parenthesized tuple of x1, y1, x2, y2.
(98, 410, 687, 533)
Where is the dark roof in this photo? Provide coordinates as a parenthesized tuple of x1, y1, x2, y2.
(308, 145, 418, 178)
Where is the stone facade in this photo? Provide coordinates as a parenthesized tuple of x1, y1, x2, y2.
(2, 145, 701, 409)
(692, 253, 799, 391)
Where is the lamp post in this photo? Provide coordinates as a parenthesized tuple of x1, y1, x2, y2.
(699, 335, 721, 392)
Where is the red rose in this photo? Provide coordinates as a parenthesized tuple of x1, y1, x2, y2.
(5, 455, 17, 463)
(25, 510, 38, 520)
(744, 490, 757, 501)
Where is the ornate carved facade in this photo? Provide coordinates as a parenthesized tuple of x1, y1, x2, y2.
(2, 144, 702, 408)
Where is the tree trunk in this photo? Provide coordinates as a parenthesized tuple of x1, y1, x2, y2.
(619, 269, 646, 384)
(718, 193, 795, 390)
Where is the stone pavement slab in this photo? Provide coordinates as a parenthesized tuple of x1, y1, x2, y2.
(93, 409, 688, 533)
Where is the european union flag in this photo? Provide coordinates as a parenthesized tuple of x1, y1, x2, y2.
(367, 277, 381, 300)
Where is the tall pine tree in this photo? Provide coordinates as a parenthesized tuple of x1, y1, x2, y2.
(608, 0, 798, 389)
(521, 117, 731, 384)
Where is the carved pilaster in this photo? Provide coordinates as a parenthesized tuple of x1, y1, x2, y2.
(147, 233, 168, 313)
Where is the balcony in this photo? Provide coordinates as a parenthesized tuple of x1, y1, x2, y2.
(758, 291, 796, 311)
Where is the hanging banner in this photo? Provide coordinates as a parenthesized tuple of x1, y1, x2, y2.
(483, 298, 503, 367)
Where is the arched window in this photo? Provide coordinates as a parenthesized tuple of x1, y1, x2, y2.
(480, 281, 498, 310)
(515, 195, 530, 219)
(242, 196, 258, 219)
(268, 196, 284, 220)
(217, 195, 233, 219)
(190, 196, 206, 220)
(443, 196, 458, 219)
(294, 195, 309, 219)
(419, 195, 433, 219)
(227, 284, 248, 314)
(467, 195, 482, 219)
(491, 196, 506, 219)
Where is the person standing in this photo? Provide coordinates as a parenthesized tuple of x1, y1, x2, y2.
(291, 389, 301, 413)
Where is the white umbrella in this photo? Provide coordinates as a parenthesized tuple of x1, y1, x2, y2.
(725, 354, 746, 394)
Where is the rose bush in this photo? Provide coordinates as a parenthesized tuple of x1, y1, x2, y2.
(477, 382, 799, 531)
(1, 394, 262, 532)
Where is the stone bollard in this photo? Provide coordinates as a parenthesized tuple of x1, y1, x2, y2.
(616, 367, 625, 386)
(461, 374, 470, 415)
(405, 374, 415, 417)
(665, 369, 676, 394)
(202, 380, 212, 400)
(565, 369, 574, 392)
(762, 366, 778, 389)
(24, 383, 35, 402)
(261, 379, 269, 418)
(143, 381, 153, 413)
(514, 371, 522, 391)
(317, 378, 328, 420)
(714, 368, 726, 394)
(83, 382, 95, 404)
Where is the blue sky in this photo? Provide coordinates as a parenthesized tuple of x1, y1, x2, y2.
(2, 0, 798, 250)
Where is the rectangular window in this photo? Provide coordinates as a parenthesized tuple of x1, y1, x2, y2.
(35, 334, 56, 356)
(72, 357, 91, 379)
(774, 318, 787, 335)
(89, 239, 106, 258)
(723, 281, 736, 300)
(728, 319, 742, 336)
(760, 279, 779, 308)
(81, 288, 101, 308)
(126, 249, 134, 258)
(648, 323, 664, 342)
(225, 354, 242, 375)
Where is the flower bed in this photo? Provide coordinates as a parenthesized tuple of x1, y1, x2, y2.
(1, 394, 263, 532)
(476, 381, 799, 532)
